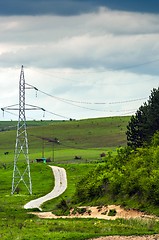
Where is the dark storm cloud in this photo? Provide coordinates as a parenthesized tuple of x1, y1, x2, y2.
(0, 0, 159, 16)
(0, 0, 100, 16)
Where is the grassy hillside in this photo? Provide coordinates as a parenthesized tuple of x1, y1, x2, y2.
(0, 116, 130, 163)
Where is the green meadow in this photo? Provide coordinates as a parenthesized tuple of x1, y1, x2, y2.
(0, 116, 129, 163)
(1, 116, 159, 239)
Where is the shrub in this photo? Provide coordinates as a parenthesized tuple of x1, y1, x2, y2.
(108, 209, 117, 216)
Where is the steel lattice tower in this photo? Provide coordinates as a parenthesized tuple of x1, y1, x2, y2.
(11, 65, 32, 194)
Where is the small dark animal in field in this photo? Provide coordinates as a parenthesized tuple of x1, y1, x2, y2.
(4, 151, 9, 155)
(100, 152, 106, 158)
(74, 156, 82, 160)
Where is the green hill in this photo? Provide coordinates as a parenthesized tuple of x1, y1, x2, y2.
(0, 116, 130, 163)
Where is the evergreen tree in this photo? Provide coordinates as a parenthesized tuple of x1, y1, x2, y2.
(126, 87, 159, 148)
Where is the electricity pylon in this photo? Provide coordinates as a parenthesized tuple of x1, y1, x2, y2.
(1, 65, 45, 194)
(11, 65, 32, 194)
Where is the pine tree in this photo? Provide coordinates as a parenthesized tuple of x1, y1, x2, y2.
(126, 87, 159, 148)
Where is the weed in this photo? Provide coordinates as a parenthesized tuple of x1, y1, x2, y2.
(108, 209, 117, 216)
(77, 207, 87, 215)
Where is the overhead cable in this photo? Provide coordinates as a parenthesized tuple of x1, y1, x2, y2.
(25, 83, 147, 106)
(30, 58, 159, 75)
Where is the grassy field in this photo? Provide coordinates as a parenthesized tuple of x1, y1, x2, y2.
(0, 116, 130, 163)
(1, 116, 159, 239)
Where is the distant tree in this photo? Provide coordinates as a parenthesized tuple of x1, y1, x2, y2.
(126, 87, 159, 148)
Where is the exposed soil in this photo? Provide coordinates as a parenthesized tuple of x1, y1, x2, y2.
(31, 205, 157, 221)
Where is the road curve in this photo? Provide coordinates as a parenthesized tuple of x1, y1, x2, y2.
(24, 165, 67, 210)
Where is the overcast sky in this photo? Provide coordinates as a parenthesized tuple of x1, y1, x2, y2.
(0, 0, 159, 121)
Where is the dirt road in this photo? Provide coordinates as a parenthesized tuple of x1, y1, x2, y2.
(90, 235, 159, 240)
(24, 165, 67, 210)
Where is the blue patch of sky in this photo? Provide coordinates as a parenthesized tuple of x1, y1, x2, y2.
(0, 0, 159, 16)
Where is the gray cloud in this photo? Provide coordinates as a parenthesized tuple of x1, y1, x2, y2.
(0, 10, 159, 75)
(0, 7, 159, 120)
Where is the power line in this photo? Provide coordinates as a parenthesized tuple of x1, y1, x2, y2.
(44, 110, 71, 120)
(25, 83, 147, 106)
(29, 58, 159, 75)
(2, 106, 71, 120)
(24, 82, 146, 116)
(1, 83, 142, 120)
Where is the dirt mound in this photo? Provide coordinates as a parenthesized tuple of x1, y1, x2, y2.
(31, 205, 156, 220)
(69, 205, 147, 220)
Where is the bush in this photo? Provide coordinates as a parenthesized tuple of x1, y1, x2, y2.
(73, 143, 159, 215)
(108, 209, 117, 216)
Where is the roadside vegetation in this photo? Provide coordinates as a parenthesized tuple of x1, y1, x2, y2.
(73, 88, 159, 216)
(73, 143, 159, 216)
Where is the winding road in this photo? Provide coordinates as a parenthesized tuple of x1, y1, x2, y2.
(24, 165, 67, 210)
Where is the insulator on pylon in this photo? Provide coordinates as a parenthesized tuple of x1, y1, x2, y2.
(1, 108, 4, 117)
